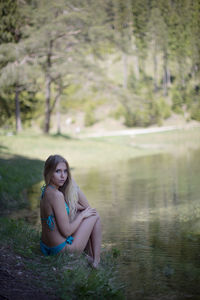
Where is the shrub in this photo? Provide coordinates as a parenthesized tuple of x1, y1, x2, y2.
(112, 104, 126, 120)
(156, 98, 171, 119)
(171, 89, 184, 114)
(121, 98, 171, 128)
(124, 109, 151, 127)
(84, 109, 96, 127)
(149, 98, 171, 125)
(191, 105, 200, 122)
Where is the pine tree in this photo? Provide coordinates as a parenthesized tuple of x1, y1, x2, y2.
(0, 42, 38, 132)
(190, 0, 200, 79)
(146, 6, 168, 93)
(22, 0, 107, 133)
(131, 0, 151, 78)
(0, 0, 21, 44)
(0, 0, 24, 132)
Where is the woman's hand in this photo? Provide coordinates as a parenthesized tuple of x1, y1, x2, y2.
(77, 203, 85, 211)
(81, 207, 97, 219)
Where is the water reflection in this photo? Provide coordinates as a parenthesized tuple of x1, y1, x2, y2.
(26, 149, 200, 299)
(73, 150, 200, 299)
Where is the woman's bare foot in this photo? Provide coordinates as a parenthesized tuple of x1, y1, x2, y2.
(92, 260, 100, 269)
(85, 254, 93, 264)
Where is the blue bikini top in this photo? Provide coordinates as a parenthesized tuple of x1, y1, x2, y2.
(41, 184, 70, 231)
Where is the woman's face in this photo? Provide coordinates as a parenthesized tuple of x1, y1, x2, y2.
(50, 162, 68, 188)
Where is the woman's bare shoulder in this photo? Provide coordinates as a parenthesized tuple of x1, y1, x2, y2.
(45, 187, 64, 202)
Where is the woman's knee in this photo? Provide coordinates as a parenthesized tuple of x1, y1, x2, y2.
(95, 212, 101, 225)
(93, 213, 101, 227)
(91, 211, 101, 222)
(95, 212, 101, 222)
(86, 214, 99, 224)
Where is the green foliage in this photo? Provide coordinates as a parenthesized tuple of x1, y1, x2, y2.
(115, 97, 171, 127)
(84, 104, 97, 127)
(156, 98, 171, 119)
(0, 217, 40, 256)
(59, 262, 124, 300)
(0, 0, 200, 131)
(112, 104, 126, 120)
(0, 90, 15, 127)
(124, 108, 151, 127)
(171, 89, 184, 114)
(0, 0, 21, 44)
(131, 0, 150, 56)
(149, 98, 171, 125)
(191, 104, 200, 121)
(111, 248, 121, 258)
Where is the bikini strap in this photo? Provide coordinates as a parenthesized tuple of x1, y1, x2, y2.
(65, 202, 70, 215)
(41, 183, 56, 199)
(41, 184, 46, 199)
(41, 215, 55, 231)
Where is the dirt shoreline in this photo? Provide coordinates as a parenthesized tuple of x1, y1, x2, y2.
(0, 246, 58, 300)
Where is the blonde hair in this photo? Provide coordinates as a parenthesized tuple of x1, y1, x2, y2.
(44, 154, 78, 221)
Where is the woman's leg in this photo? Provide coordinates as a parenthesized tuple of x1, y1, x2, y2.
(64, 214, 101, 266)
(89, 214, 102, 267)
(84, 214, 102, 258)
(84, 238, 94, 260)
(70, 211, 94, 260)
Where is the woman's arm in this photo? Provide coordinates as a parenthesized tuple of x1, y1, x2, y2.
(77, 202, 85, 211)
(52, 192, 95, 237)
(72, 178, 90, 209)
(78, 188, 90, 208)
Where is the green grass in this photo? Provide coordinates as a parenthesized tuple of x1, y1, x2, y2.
(0, 217, 124, 300)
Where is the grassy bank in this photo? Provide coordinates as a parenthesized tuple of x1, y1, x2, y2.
(0, 217, 124, 299)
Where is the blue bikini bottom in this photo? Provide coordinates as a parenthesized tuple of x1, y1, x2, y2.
(40, 236, 74, 256)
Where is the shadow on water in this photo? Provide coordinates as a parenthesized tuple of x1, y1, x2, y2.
(0, 154, 44, 214)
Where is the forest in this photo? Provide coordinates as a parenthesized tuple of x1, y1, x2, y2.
(0, 0, 200, 134)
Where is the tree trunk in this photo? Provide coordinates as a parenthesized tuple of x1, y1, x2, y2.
(44, 40, 53, 134)
(132, 43, 140, 80)
(178, 59, 185, 88)
(44, 73, 51, 133)
(167, 67, 171, 87)
(56, 94, 61, 135)
(15, 87, 22, 133)
(163, 51, 168, 96)
(123, 53, 128, 89)
(153, 51, 158, 92)
(133, 54, 140, 80)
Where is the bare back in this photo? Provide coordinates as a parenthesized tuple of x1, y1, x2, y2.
(40, 186, 69, 247)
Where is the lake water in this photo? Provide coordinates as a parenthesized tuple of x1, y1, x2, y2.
(26, 148, 200, 300)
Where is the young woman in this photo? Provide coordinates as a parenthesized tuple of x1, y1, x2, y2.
(40, 154, 101, 268)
